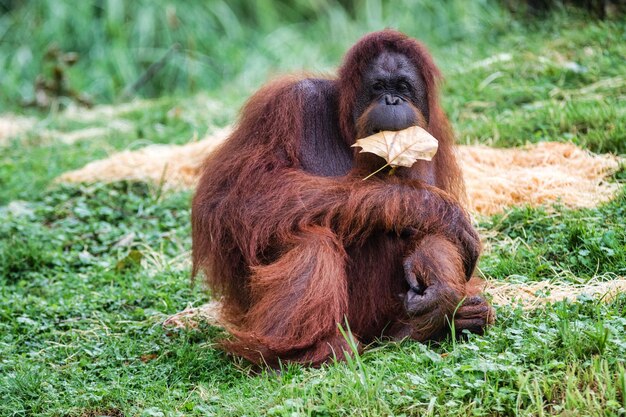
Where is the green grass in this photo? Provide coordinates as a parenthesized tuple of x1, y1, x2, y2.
(1, 1, 625, 416)
(1, 183, 625, 417)
(479, 190, 626, 282)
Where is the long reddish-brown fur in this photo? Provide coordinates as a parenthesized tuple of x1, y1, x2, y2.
(192, 30, 492, 367)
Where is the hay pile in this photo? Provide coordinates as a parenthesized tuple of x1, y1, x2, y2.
(0, 115, 36, 145)
(486, 278, 626, 310)
(461, 142, 621, 214)
(163, 278, 626, 329)
(58, 129, 621, 215)
(58, 127, 232, 188)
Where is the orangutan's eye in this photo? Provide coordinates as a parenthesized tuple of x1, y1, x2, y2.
(398, 81, 410, 92)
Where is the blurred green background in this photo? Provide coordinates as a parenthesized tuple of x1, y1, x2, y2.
(0, 0, 605, 111)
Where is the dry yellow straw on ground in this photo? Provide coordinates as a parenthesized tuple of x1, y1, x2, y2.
(461, 142, 621, 214)
(486, 278, 626, 309)
(58, 127, 232, 189)
(57, 128, 621, 215)
(162, 278, 626, 329)
(0, 114, 36, 144)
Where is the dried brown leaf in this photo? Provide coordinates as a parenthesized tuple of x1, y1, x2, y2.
(351, 125, 439, 168)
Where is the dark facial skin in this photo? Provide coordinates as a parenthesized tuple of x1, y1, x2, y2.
(354, 51, 429, 138)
